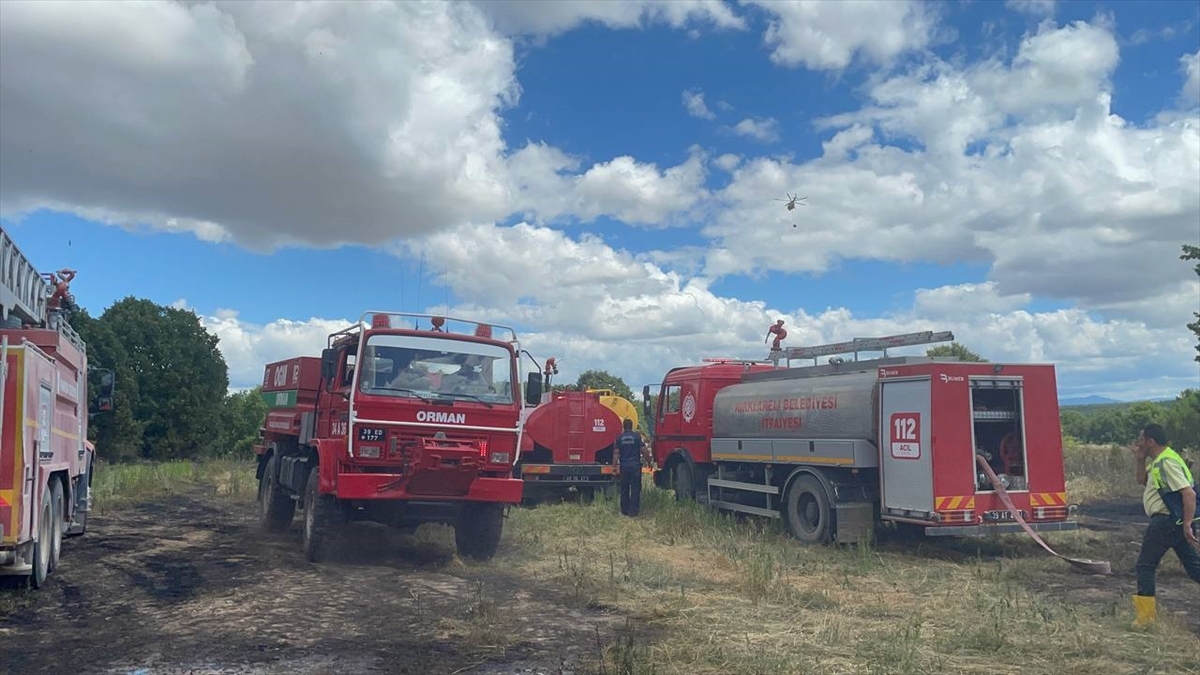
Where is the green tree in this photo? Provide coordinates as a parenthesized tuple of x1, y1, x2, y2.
(1059, 409, 1089, 441)
(926, 342, 987, 362)
(1184, 244, 1200, 362)
(96, 297, 229, 460)
(1164, 389, 1200, 452)
(71, 308, 146, 461)
(575, 369, 634, 401)
(214, 387, 269, 458)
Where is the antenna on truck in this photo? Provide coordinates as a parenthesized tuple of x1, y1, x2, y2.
(770, 330, 955, 368)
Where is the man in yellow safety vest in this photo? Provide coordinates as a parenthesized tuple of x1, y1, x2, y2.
(1131, 423, 1200, 627)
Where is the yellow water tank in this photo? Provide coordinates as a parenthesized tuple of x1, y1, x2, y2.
(588, 389, 639, 431)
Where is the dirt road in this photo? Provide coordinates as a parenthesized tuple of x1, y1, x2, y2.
(0, 485, 623, 675)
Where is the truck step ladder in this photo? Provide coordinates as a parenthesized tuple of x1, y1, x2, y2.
(771, 330, 955, 367)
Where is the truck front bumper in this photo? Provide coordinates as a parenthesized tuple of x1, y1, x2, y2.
(518, 463, 616, 486)
(924, 519, 1079, 537)
(336, 473, 523, 504)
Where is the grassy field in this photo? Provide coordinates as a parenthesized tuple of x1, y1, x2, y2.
(90, 458, 257, 514)
(78, 447, 1200, 675)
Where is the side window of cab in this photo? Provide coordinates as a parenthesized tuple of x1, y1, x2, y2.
(340, 351, 356, 388)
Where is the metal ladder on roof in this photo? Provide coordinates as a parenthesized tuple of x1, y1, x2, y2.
(771, 330, 956, 366)
(0, 226, 53, 327)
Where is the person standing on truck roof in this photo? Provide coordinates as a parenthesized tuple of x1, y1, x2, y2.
(614, 418, 650, 517)
(1130, 423, 1200, 627)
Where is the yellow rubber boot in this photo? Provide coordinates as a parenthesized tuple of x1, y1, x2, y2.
(1132, 595, 1156, 628)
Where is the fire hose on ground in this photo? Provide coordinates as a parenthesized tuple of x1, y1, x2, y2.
(975, 454, 1112, 575)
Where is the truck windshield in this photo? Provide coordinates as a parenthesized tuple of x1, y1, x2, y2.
(357, 334, 515, 405)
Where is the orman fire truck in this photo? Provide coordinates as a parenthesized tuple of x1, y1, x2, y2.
(254, 311, 544, 561)
(513, 358, 640, 502)
(643, 331, 1078, 544)
(0, 226, 115, 587)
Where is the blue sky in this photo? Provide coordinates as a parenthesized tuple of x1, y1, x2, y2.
(1, 0, 1198, 400)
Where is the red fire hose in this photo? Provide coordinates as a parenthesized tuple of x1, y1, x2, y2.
(976, 454, 1111, 575)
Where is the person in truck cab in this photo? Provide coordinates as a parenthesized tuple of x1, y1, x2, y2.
(1130, 423, 1200, 627)
(386, 350, 432, 390)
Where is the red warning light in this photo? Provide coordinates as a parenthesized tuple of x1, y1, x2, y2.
(474, 324, 492, 338)
(431, 316, 446, 332)
(371, 314, 390, 328)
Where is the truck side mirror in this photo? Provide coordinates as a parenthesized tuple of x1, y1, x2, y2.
(525, 372, 543, 406)
(321, 348, 338, 385)
(642, 385, 651, 420)
(90, 369, 115, 415)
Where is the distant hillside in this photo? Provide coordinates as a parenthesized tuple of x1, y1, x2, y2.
(1059, 395, 1122, 407)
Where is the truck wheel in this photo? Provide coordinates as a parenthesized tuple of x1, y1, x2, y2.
(784, 474, 833, 544)
(259, 455, 296, 532)
(455, 503, 504, 561)
(673, 461, 696, 502)
(49, 480, 64, 571)
(31, 487, 53, 588)
(302, 469, 342, 563)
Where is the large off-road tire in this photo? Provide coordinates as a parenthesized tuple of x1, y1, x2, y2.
(31, 486, 53, 589)
(454, 503, 505, 561)
(49, 479, 64, 571)
(673, 461, 696, 502)
(302, 469, 343, 563)
(258, 455, 296, 532)
(784, 474, 833, 544)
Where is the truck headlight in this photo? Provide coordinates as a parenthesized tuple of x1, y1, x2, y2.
(489, 451, 511, 464)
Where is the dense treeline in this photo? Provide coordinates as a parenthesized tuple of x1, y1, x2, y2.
(1060, 390, 1199, 451)
(73, 297, 266, 462)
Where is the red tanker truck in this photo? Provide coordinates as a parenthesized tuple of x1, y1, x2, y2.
(644, 331, 1078, 544)
(512, 359, 645, 502)
(0, 226, 115, 587)
(254, 312, 542, 561)
(515, 388, 621, 502)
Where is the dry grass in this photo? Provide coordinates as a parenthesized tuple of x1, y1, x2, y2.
(91, 459, 256, 514)
(1063, 440, 1143, 504)
(83, 450, 1199, 675)
(504, 480, 1200, 675)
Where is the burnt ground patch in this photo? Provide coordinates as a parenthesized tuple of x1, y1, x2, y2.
(0, 486, 628, 675)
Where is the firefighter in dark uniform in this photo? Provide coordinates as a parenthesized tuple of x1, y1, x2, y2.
(613, 419, 649, 516)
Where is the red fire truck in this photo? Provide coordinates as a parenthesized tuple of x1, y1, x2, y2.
(643, 331, 1078, 544)
(254, 312, 542, 561)
(0, 227, 115, 587)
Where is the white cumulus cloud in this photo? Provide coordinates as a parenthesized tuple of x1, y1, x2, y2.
(683, 88, 717, 120)
(732, 117, 781, 143)
(1182, 50, 1200, 103)
(744, 0, 939, 71)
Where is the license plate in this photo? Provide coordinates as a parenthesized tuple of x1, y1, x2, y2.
(983, 510, 1026, 522)
(564, 476, 588, 482)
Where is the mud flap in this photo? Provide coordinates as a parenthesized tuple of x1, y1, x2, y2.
(833, 503, 874, 544)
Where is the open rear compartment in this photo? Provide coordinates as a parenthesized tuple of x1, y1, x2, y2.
(969, 377, 1027, 493)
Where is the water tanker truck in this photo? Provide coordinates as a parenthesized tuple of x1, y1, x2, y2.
(513, 359, 641, 502)
(253, 312, 544, 561)
(644, 330, 1078, 544)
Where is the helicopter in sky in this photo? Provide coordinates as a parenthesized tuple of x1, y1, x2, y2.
(775, 193, 807, 211)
